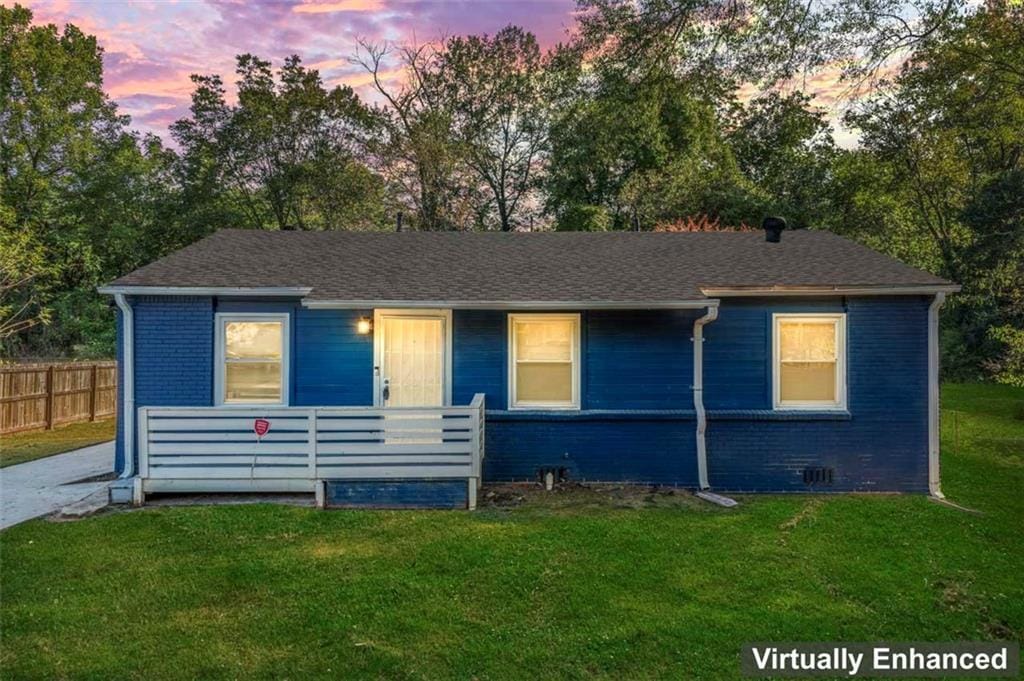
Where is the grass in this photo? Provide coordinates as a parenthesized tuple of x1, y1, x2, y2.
(0, 418, 115, 468)
(1, 383, 1021, 680)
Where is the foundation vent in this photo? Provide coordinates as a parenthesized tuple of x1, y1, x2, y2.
(802, 467, 834, 486)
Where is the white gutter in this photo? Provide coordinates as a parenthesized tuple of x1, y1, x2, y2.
(303, 299, 720, 310)
(113, 294, 135, 479)
(928, 292, 946, 498)
(693, 304, 719, 490)
(700, 285, 961, 297)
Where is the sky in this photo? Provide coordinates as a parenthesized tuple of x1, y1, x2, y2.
(21, 0, 857, 145)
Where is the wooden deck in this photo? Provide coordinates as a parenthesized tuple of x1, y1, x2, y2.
(136, 394, 485, 507)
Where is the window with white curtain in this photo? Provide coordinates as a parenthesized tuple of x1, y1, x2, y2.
(773, 313, 846, 410)
(508, 314, 580, 409)
(216, 314, 289, 405)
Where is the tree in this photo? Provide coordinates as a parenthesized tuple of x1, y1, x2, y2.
(0, 4, 131, 357)
(0, 4, 113, 228)
(435, 27, 550, 231)
(171, 55, 386, 232)
(835, 2, 1024, 379)
(0, 211, 50, 346)
(546, 67, 756, 230)
(573, 0, 968, 89)
(0, 5, 198, 358)
(354, 40, 471, 231)
(725, 92, 837, 229)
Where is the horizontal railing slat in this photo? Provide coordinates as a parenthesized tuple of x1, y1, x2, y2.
(149, 442, 309, 455)
(317, 431, 472, 442)
(316, 442, 471, 455)
(316, 417, 470, 430)
(148, 418, 310, 431)
(152, 431, 309, 442)
(150, 455, 309, 466)
(317, 407, 477, 417)
(146, 408, 308, 418)
(147, 467, 311, 479)
(314, 465, 470, 479)
(314, 454, 470, 465)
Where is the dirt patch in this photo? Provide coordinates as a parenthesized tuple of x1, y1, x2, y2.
(932, 576, 1018, 640)
(934, 576, 974, 612)
(303, 539, 382, 560)
(779, 498, 824, 531)
(480, 482, 701, 510)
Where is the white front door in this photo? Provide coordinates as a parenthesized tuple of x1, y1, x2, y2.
(374, 311, 450, 407)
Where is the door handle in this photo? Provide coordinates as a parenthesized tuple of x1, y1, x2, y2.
(382, 378, 390, 403)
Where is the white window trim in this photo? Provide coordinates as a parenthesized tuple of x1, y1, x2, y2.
(214, 312, 291, 407)
(507, 313, 581, 410)
(372, 308, 453, 407)
(772, 313, 847, 411)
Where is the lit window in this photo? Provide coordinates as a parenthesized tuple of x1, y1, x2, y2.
(773, 314, 846, 409)
(509, 314, 580, 409)
(216, 315, 289, 404)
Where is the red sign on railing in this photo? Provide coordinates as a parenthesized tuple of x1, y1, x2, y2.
(253, 418, 270, 439)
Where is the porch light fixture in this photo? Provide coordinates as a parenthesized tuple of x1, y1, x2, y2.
(356, 317, 373, 335)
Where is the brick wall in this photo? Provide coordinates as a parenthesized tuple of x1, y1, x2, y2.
(325, 479, 469, 508)
(116, 296, 214, 473)
(118, 296, 931, 493)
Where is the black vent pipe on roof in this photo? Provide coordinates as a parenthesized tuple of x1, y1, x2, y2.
(763, 216, 786, 243)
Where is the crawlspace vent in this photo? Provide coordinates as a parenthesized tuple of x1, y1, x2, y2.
(802, 467, 834, 486)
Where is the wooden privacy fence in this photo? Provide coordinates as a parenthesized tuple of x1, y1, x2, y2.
(1, 362, 117, 435)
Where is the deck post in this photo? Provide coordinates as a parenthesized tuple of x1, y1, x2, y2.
(307, 409, 318, 479)
(467, 479, 477, 510)
(470, 393, 485, 480)
(131, 477, 144, 506)
(137, 407, 150, 479)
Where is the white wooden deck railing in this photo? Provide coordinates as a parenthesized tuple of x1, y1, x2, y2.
(137, 394, 485, 496)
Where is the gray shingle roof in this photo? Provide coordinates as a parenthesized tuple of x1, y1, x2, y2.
(105, 229, 954, 302)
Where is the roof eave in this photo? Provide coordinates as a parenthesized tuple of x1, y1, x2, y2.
(97, 285, 313, 297)
(699, 284, 961, 297)
(301, 299, 718, 310)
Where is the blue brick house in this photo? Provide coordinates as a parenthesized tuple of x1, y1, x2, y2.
(100, 227, 958, 508)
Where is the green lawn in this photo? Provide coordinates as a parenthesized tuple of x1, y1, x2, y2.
(1, 384, 1021, 679)
(0, 418, 116, 468)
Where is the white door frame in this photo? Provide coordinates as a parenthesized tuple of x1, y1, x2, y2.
(373, 308, 453, 407)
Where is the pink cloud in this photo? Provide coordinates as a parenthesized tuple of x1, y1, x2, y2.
(293, 0, 387, 13)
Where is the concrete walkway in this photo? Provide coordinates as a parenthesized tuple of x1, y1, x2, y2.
(0, 441, 114, 530)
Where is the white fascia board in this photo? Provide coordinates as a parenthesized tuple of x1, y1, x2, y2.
(97, 286, 312, 297)
(302, 299, 719, 310)
(699, 285, 960, 297)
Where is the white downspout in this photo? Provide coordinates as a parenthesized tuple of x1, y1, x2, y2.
(114, 293, 135, 479)
(928, 292, 946, 498)
(693, 304, 718, 490)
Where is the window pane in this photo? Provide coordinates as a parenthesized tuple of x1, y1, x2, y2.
(779, 321, 835, 362)
(226, 322, 282, 360)
(780, 362, 836, 402)
(516, 362, 572, 403)
(515, 320, 572, 362)
(225, 362, 281, 402)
